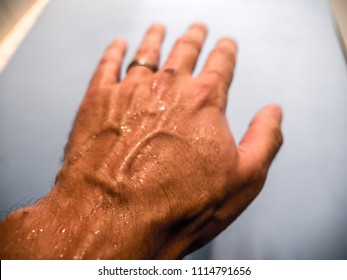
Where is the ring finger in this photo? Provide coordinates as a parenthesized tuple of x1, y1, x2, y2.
(126, 24, 165, 78)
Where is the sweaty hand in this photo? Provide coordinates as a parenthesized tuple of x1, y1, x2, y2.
(53, 23, 282, 259)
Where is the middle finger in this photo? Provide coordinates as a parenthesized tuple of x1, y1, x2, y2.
(163, 23, 207, 74)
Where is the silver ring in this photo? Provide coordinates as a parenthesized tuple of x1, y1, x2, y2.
(127, 58, 158, 73)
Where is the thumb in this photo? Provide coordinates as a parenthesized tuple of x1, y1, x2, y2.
(237, 104, 283, 183)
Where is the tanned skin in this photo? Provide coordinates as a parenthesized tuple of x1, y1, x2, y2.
(0, 23, 283, 259)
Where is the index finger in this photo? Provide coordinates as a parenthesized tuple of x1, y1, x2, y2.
(198, 38, 237, 92)
(162, 23, 207, 74)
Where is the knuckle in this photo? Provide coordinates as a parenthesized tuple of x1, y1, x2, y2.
(100, 51, 121, 66)
(160, 68, 179, 77)
(205, 70, 226, 81)
(202, 71, 230, 94)
(196, 79, 215, 93)
(136, 47, 160, 58)
(190, 79, 229, 111)
(273, 127, 284, 148)
(176, 36, 201, 51)
(219, 37, 238, 49)
(192, 84, 219, 108)
(99, 57, 110, 66)
(249, 159, 268, 185)
(214, 47, 236, 63)
(264, 120, 283, 148)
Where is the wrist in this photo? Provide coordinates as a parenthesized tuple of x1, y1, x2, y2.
(0, 182, 114, 259)
(0, 172, 185, 259)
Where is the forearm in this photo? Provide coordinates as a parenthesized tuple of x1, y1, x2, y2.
(0, 181, 178, 260)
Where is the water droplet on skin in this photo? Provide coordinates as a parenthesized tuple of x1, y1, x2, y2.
(159, 106, 166, 111)
(61, 228, 66, 233)
(212, 142, 220, 154)
(59, 254, 63, 258)
(95, 230, 100, 234)
(152, 80, 158, 91)
(39, 229, 43, 232)
(32, 229, 36, 233)
(120, 125, 132, 133)
(131, 175, 138, 181)
(198, 146, 204, 153)
(173, 126, 177, 130)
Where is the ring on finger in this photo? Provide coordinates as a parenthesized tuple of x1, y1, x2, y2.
(127, 58, 158, 73)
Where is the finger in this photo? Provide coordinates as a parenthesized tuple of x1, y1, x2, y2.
(237, 105, 283, 183)
(127, 24, 165, 78)
(163, 23, 207, 74)
(199, 38, 237, 92)
(89, 38, 126, 91)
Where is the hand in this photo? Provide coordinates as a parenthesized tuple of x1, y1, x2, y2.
(0, 23, 283, 259)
